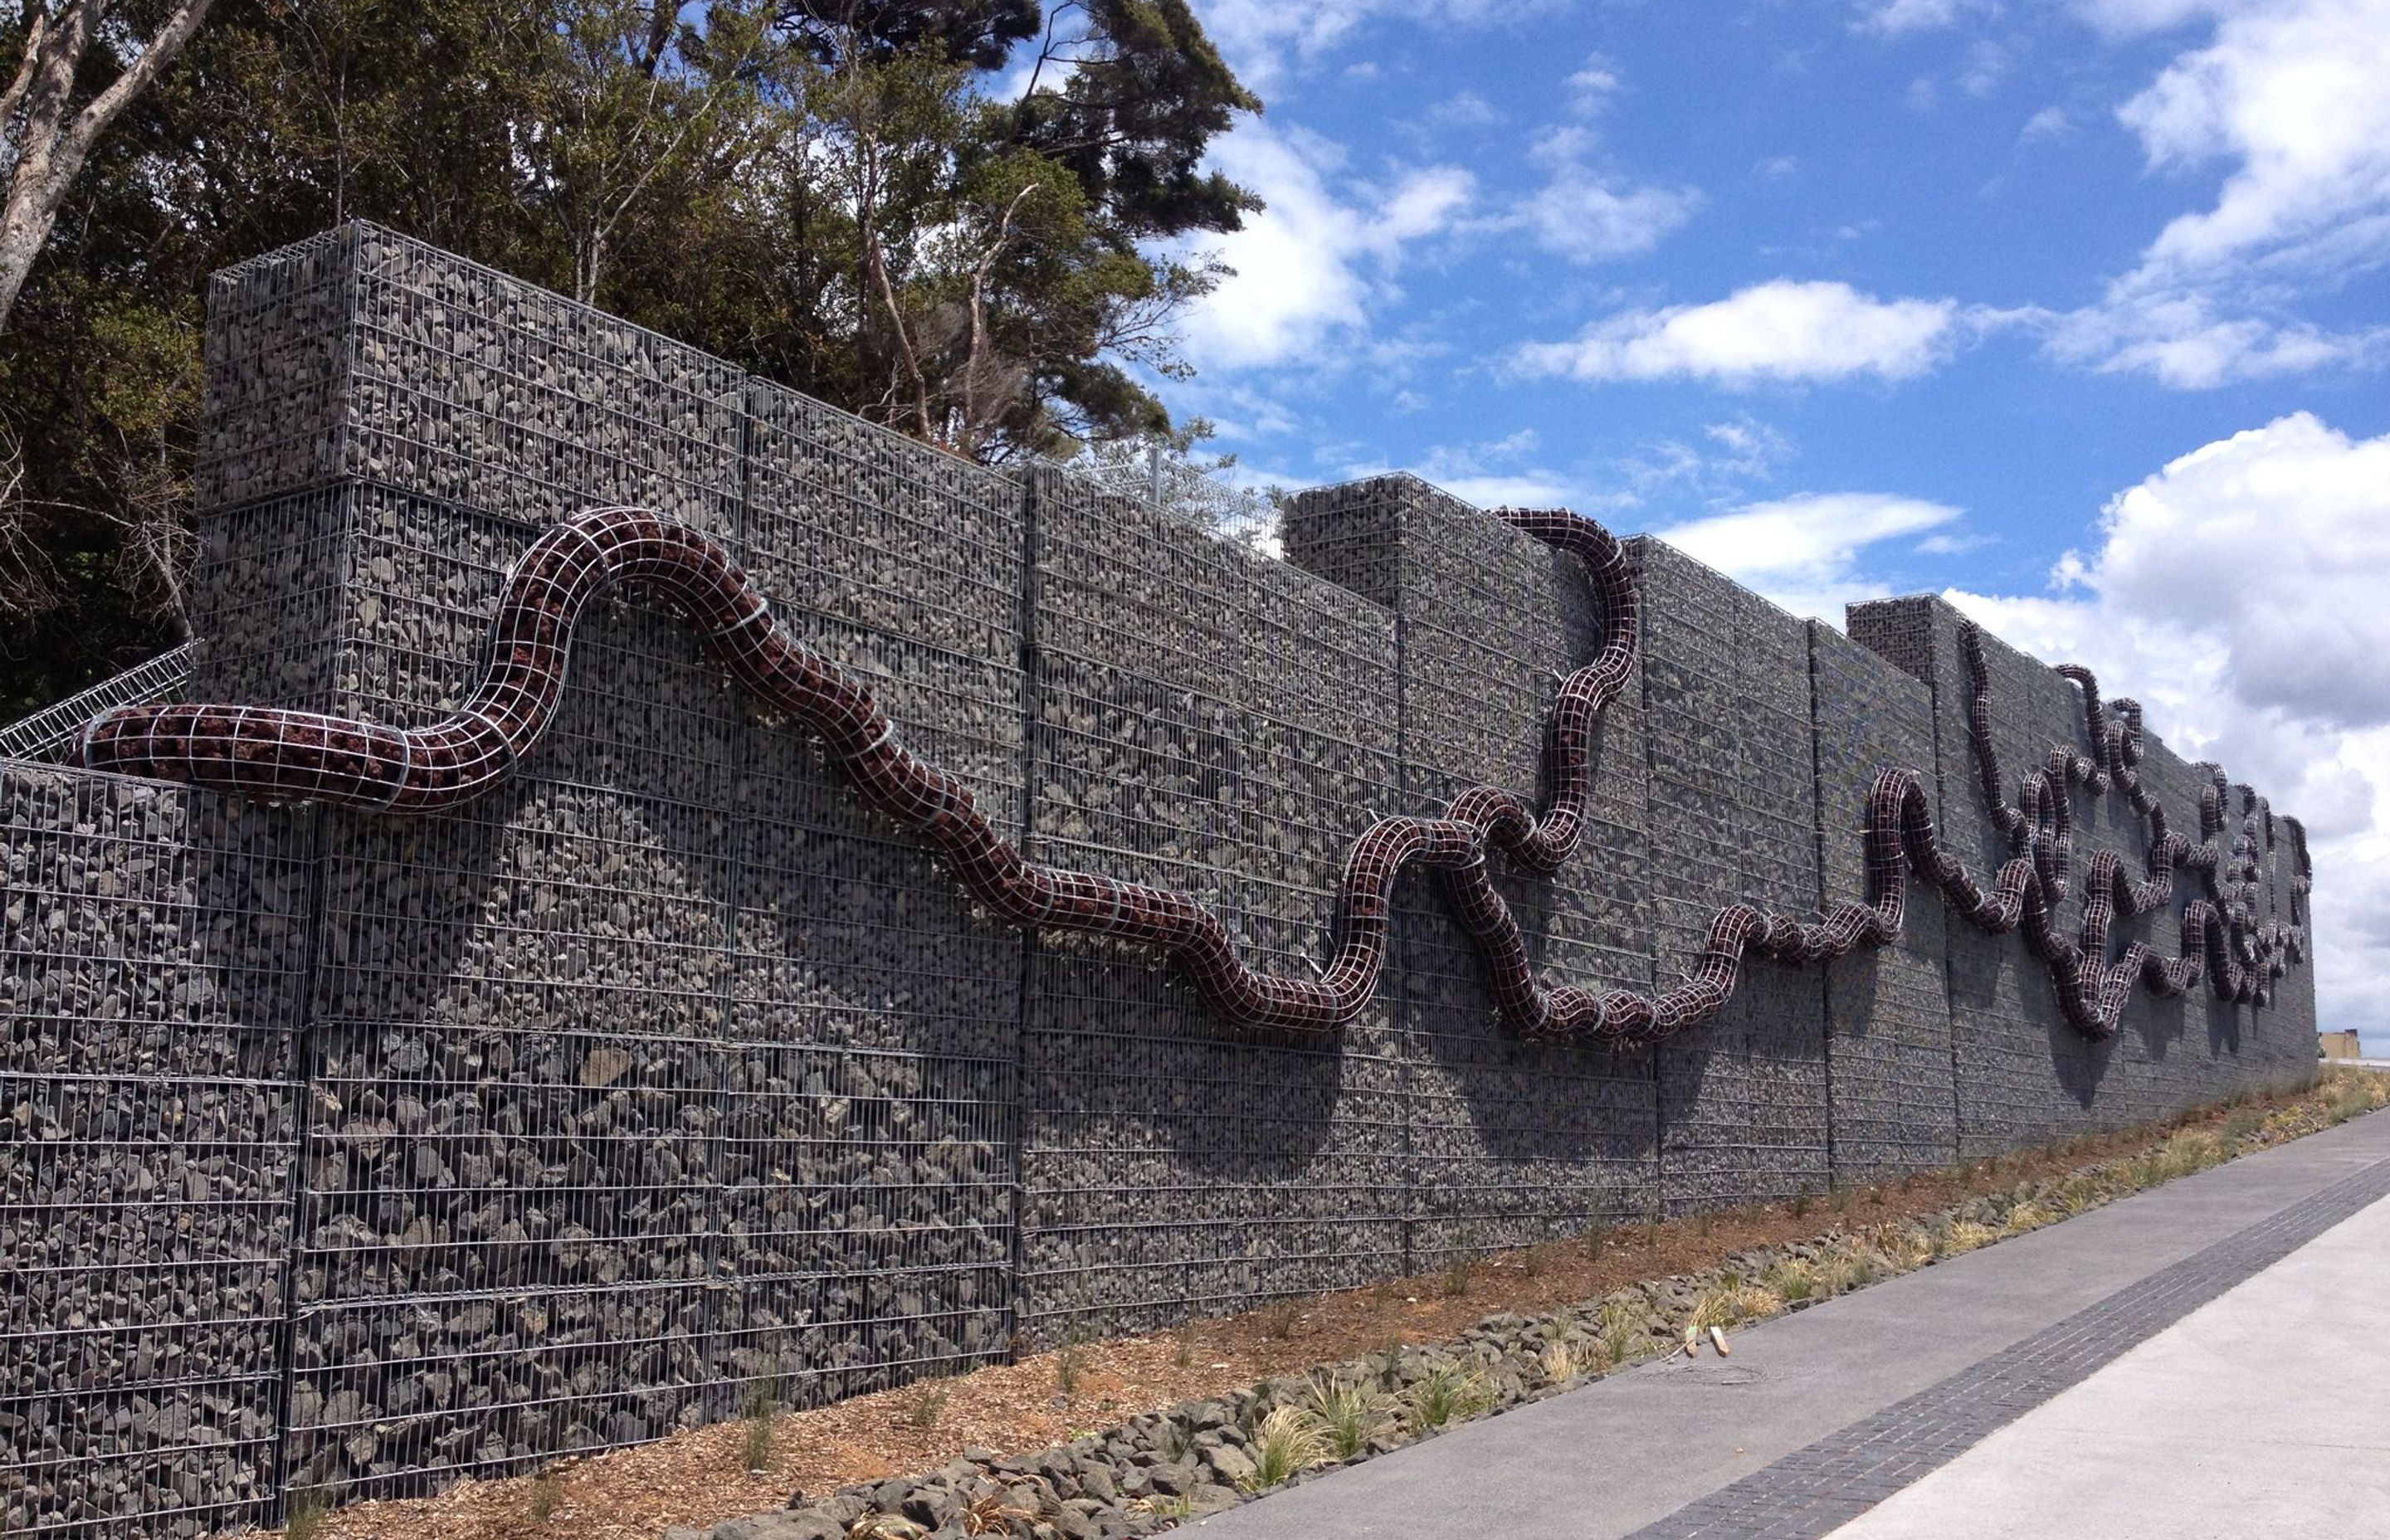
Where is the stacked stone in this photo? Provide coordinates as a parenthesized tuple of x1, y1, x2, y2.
(1628, 540, 1830, 1213)
(0, 766, 308, 1539)
(1284, 477, 1661, 1264)
(1017, 468, 1409, 1338)
(1842, 595, 2310, 1155)
(186, 222, 1023, 1502)
(1807, 624, 1958, 1182)
(0, 219, 2325, 1536)
(193, 228, 741, 1501)
(720, 383, 1025, 1407)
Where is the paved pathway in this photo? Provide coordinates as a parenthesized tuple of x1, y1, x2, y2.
(1822, 1192, 2390, 1540)
(1187, 1106, 2390, 1540)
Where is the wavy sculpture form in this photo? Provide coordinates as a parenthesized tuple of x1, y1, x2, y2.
(76, 504, 2305, 1045)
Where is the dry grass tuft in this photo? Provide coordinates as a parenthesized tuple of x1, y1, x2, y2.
(1689, 1279, 1783, 1333)
(1241, 1405, 1331, 1492)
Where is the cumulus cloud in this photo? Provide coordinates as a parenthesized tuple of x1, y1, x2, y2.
(1515, 280, 1976, 385)
(1182, 125, 1472, 370)
(1521, 175, 1704, 263)
(2051, 0, 2390, 384)
(1507, 97, 1702, 263)
(1945, 412, 2390, 1037)
(1649, 491, 1962, 626)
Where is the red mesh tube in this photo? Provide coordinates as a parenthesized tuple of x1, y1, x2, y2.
(76, 504, 2305, 1045)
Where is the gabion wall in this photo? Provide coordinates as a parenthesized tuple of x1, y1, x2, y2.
(0, 225, 2319, 1538)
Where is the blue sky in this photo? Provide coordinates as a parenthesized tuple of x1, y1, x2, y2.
(1145, 0, 2390, 1046)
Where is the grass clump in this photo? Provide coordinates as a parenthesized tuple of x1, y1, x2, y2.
(1298, 1375, 1393, 1460)
(958, 1484, 1036, 1535)
(1262, 1299, 1301, 1340)
(1941, 1219, 1998, 1255)
(1763, 1258, 1818, 1302)
(1593, 1295, 1649, 1370)
(526, 1465, 564, 1523)
(1439, 1257, 1474, 1298)
(1536, 1334, 1605, 1385)
(905, 1379, 953, 1430)
(848, 1515, 927, 1539)
(1056, 1333, 1091, 1396)
(739, 1377, 779, 1472)
(1820, 1249, 1880, 1297)
(1690, 1278, 1782, 1333)
(1241, 1404, 1332, 1491)
(2326, 1075, 2381, 1123)
(1406, 1359, 1492, 1429)
(284, 1489, 334, 1540)
(2002, 1199, 2059, 1235)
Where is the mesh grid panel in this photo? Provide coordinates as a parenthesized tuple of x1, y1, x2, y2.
(0, 224, 2322, 1536)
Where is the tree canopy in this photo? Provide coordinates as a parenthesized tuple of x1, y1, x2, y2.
(0, 0, 1260, 713)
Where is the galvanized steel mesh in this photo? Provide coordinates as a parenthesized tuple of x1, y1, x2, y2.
(0, 222, 2322, 1538)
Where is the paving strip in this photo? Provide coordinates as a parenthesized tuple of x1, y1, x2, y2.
(1187, 1107, 2390, 1540)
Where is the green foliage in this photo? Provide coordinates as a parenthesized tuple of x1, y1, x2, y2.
(1056, 1331, 1090, 1395)
(283, 1487, 333, 1540)
(1241, 1404, 1329, 1491)
(0, 0, 1259, 708)
(1405, 1359, 1491, 1430)
(526, 1464, 564, 1523)
(740, 1372, 780, 1470)
(1295, 1375, 1390, 1460)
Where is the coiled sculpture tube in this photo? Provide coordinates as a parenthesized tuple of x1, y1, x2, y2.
(76, 504, 2305, 1045)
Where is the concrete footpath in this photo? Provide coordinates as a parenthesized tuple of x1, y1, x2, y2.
(1188, 1106, 2390, 1540)
(1825, 1191, 2390, 1540)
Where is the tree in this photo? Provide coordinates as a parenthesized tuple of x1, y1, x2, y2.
(0, 0, 1262, 709)
(0, 0, 220, 332)
(515, 2, 782, 305)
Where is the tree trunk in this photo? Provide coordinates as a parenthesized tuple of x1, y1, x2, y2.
(0, 0, 220, 334)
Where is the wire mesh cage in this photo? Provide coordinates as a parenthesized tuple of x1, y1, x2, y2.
(0, 646, 196, 764)
(0, 222, 2325, 1538)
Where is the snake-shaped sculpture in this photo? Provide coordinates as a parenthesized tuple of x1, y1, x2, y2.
(75, 503, 2305, 1043)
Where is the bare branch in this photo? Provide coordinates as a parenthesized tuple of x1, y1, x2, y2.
(0, 0, 218, 330)
(958, 181, 1040, 452)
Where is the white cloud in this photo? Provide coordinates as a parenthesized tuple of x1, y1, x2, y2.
(1503, 79, 1701, 263)
(1946, 412, 2390, 1034)
(2051, 0, 2390, 384)
(1703, 415, 1796, 473)
(1515, 280, 1976, 385)
(1960, 37, 2013, 95)
(1653, 491, 1963, 621)
(1425, 90, 1502, 129)
(1183, 125, 1473, 370)
(1356, 430, 1583, 509)
(1522, 175, 1703, 262)
(1855, 0, 1992, 35)
(2119, 0, 2390, 280)
(1199, 0, 1573, 87)
(2019, 105, 2073, 141)
(1566, 51, 1622, 110)
(2047, 292, 2379, 387)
